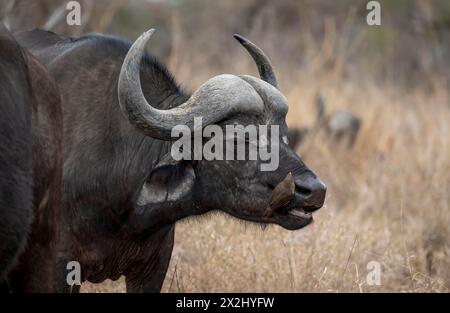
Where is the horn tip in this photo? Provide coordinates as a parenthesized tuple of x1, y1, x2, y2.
(145, 28, 156, 35)
(137, 28, 156, 44)
(233, 33, 248, 44)
(140, 28, 156, 39)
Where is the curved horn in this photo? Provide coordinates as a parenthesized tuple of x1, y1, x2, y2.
(118, 29, 264, 140)
(233, 34, 278, 88)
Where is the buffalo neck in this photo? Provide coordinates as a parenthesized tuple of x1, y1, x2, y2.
(122, 92, 198, 236)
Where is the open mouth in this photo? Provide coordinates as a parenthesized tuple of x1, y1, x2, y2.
(229, 195, 318, 231)
(231, 202, 314, 231)
(288, 207, 313, 220)
(270, 201, 315, 230)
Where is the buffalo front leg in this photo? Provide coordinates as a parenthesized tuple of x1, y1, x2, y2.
(52, 232, 83, 292)
(7, 186, 60, 292)
(125, 226, 175, 293)
(54, 255, 82, 293)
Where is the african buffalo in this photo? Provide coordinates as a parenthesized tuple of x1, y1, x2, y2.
(287, 92, 361, 150)
(317, 92, 361, 148)
(17, 28, 326, 292)
(0, 25, 62, 292)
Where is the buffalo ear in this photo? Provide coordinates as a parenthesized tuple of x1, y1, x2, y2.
(136, 153, 195, 212)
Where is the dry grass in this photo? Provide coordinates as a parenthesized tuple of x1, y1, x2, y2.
(82, 67, 450, 293)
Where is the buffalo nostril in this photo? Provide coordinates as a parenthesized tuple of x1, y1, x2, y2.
(295, 184, 312, 197)
(294, 175, 327, 208)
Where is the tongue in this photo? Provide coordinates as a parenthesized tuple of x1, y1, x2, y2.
(289, 208, 312, 219)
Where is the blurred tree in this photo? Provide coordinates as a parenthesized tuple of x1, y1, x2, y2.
(0, 0, 448, 89)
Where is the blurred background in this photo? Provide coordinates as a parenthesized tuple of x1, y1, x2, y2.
(1, 0, 449, 292)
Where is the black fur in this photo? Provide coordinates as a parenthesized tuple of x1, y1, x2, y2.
(0, 25, 63, 292)
(0, 26, 33, 284)
(17, 29, 188, 292)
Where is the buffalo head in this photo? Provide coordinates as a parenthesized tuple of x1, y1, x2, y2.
(118, 29, 326, 230)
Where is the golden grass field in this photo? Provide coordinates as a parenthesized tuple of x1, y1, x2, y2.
(81, 65, 450, 292)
